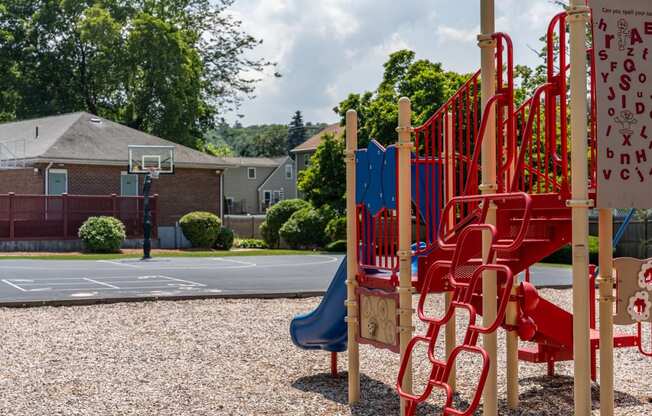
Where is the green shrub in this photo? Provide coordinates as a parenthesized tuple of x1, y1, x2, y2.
(234, 238, 268, 249)
(325, 216, 347, 242)
(325, 239, 347, 252)
(261, 199, 311, 248)
(179, 211, 222, 248)
(78, 216, 126, 253)
(279, 206, 332, 249)
(214, 227, 235, 251)
(542, 235, 600, 265)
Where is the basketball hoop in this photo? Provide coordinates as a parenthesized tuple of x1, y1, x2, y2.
(127, 145, 175, 261)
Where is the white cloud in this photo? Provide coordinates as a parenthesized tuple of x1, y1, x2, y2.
(436, 25, 480, 44)
(225, 0, 567, 125)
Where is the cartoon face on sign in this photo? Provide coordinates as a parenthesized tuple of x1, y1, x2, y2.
(638, 261, 652, 291)
(614, 110, 638, 135)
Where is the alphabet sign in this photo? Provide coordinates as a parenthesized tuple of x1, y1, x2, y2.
(592, 0, 652, 208)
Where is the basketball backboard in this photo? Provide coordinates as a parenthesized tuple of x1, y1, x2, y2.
(128, 145, 175, 175)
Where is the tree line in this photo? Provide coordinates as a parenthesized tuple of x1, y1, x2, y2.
(0, 0, 276, 149)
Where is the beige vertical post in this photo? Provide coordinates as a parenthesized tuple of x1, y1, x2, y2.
(397, 97, 414, 415)
(568, 2, 592, 415)
(345, 110, 360, 405)
(444, 112, 457, 391)
(506, 287, 519, 408)
(478, 1, 498, 415)
(598, 209, 614, 416)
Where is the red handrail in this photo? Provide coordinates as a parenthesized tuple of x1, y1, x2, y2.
(438, 192, 532, 253)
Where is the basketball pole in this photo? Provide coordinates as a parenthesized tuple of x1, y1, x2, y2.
(142, 172, 153, 260)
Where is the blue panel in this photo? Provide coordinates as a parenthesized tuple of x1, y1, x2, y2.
(382, 146, 398, 210)
(363, 140, 387, 216)
(355, 149, 369, 204)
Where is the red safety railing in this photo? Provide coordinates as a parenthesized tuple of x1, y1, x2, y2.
(413, 32, 515, 255)
(0, 193, 157, 240)
(413, 71, 480, 254)
(511, 13, 571, 196)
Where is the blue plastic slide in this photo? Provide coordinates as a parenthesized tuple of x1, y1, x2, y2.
(290, 252, 422, 353)
(290, 257, 348, 353)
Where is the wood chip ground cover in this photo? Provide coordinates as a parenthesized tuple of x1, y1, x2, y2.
(0, 289, 650, 415)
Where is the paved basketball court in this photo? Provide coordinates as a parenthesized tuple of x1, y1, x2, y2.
(0, 254, 343, 305)
(0, 254, 571, 306)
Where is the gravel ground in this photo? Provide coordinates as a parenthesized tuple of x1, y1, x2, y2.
(0, 289, 650, 415)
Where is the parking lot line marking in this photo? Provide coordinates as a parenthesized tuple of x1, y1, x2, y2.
(257, 255, 340, 268)
(97, 260, 141, 268)
(18, 281, 96, 286)
(158, 276, 206, 287)
(1, 279, 27, 292)
(210, 258, 256, 267)
(84, 277, 120, 289)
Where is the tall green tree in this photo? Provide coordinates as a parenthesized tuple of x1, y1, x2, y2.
(287, 110, 307, 153)
(334, 50, 469, 148)
(0, 0, 275, 148)
(297, 133, 346, 212)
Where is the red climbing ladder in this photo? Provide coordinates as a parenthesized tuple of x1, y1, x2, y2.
(396, 17, 578, 415)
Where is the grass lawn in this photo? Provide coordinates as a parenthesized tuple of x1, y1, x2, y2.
(0, 248, 322, 261)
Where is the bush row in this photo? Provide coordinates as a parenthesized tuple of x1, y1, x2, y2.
(260, 199, 346, 251)
(78, 211, 237, 253)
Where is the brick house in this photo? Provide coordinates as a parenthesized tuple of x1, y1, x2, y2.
(0, 112, 233, 243)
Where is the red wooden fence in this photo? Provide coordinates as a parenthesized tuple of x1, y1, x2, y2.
(0, 193, 158, 240)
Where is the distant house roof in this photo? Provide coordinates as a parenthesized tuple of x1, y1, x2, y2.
(0, 112, 233, 169)
(221, 156, 286, 168)
(291, 123, 342, 153)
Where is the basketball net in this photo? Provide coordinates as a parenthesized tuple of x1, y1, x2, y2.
(147, 167, 160, 179)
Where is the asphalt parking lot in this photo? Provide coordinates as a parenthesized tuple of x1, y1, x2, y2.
(0, 254, 571, 306)
(0, 254, 343, 305)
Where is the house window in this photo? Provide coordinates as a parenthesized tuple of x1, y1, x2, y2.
(121, 172, 139, 196)
(47, 169, 68, 195)
(248, 167, 257, 180)
(304, 157, 310, 167)
(285, 164, 293, 179)
(272, 190, 281, 204)
(263, 190, 271, 204)
(279, 189, 285, 201)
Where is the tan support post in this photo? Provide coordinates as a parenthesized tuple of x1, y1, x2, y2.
(506, 286, 519, 409)
(397, 97, 413, 416)
(345, 110, 360, 405)
(444, 112, 456, 391)
(479, 1, 497, 415)
(598, 209, 614, 416)
(568, 2, 592, 415)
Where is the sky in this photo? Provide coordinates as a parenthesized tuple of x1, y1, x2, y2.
(226, 0, 565, 126)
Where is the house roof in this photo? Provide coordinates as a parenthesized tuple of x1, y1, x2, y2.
(221, 156, 286, 168)
(0, 112, 233, 169)
(290, 123, 342, 153)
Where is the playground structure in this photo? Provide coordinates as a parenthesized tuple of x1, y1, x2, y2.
(291, 1, 652, 415)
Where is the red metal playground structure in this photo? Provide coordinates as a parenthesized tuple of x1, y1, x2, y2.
(290, 6, 652, 416)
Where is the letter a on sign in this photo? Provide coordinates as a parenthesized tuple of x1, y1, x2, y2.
(592, 0, 652, 208)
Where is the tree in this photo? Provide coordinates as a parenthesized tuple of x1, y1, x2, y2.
(0, 0, 276, 148)
(287, 111, 307, 153)
(333, 50, 470, 148)
(298, 133, 346, 212)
